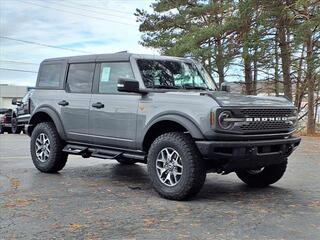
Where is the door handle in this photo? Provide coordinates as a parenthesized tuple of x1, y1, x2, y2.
(92, 102, 104, 109)
(58, 100, 69, 106)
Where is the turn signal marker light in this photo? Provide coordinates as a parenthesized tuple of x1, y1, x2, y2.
(210, 112, 215, 126)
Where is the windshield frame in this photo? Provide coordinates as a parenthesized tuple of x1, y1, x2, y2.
(134, 57, 216, 91)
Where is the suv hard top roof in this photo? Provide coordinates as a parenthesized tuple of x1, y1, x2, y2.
(41, 52, 192, 64)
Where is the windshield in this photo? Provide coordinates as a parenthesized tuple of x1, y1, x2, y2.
(137, 59, 215, 90)
(21, 90, 34, 103)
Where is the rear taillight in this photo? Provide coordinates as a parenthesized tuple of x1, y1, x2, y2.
(3, 115, 10, 123)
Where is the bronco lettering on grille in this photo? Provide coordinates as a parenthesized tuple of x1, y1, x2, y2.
(245, 117, 288, 122)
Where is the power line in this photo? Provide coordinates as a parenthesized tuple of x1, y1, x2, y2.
(18, 0, 137, 26)
(46, 1, 136, 21)
(0, 36, 91, 53)
(0, 67, 38, 73)
(67, 1, 134, 15)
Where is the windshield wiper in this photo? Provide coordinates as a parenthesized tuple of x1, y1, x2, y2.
(151, 85, 181, 89)
(182, 85, 210, 90)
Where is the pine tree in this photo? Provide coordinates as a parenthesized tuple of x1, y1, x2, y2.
(135, 0, 238, 86)
(291, 0, 320, 134)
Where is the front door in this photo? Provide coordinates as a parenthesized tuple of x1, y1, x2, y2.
(89, 62, 139, 149)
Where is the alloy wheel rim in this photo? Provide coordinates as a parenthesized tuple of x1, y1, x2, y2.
(156, 147, 183, 187)
(35, 133, 51, 162)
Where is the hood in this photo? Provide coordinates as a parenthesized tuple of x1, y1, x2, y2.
(207, 91, 293, 107)
(164, 90, 293, 107)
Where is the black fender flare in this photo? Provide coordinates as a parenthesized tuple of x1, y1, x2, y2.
(139, 114, 204, 149)
(29, 106, 66, 140)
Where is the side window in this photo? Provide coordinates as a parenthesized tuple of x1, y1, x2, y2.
(99, 62, 134, 94)
(67, 63, 95, 93)
(38, 63, 63, 88)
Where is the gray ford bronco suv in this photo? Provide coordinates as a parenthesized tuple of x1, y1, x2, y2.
(28, 52, 301, 200)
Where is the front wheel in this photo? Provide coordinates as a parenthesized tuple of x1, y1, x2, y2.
(11, 118, 22, 134)
(236, 161, 287, 187)
(30, 122, 68, 173)
(147, 132, 206, 200)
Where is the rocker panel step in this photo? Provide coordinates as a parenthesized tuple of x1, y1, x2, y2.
(63, 143, 146, 162)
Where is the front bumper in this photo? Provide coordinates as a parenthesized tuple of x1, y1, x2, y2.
(196, 136, 301, 172)
(0, 123, 12, 128)
(25, 124, 32, 136)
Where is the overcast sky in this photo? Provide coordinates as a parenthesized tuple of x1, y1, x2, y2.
(0, 0, 157, 86)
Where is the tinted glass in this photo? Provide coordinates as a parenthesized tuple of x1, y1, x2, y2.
(67, 63, 95, 93)
(99, 62, 134, 94)
(38, 63, 63, 88)
(22, 91, 30, 103)
(137, 59, 213, 90)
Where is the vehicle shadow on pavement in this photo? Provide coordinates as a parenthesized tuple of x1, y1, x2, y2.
(197, 176, 296, 202)
(55, 162, 297, 202)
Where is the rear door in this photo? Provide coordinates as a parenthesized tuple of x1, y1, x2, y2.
(59, 63, 95, 142)
(89, 62, 139, 149)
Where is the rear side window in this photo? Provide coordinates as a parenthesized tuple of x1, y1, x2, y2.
(38, 63, 64, 88)
(67, 63, 95, 93)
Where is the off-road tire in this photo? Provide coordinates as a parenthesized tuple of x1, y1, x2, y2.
(236, 161, 287, 187)
(147, 132, 206, 200)
(11, 118, 22, 134)
(117, 159, 137, 165)
(30, 122, 68, 173)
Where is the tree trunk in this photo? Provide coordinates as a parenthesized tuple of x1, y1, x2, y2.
(274, 32, 280, 96)
(315, 80, 319, 126)
(243, 44, 253, 95)
(306, 31, 316, 135)
(278, 23, 292, 100)
(216, 37, 225, 86)
(294, 45, 305, 110)
(239, 0, 253, 95)
(253, 56, 257, 95)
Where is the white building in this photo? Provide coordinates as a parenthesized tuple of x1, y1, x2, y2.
(0, 84, 28, 109)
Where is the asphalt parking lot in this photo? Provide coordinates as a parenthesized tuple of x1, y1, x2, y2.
(0, 134, 319, 239)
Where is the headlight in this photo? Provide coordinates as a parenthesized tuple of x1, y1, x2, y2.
(218, 111, 234, 129)
(289, 109, 299, 126)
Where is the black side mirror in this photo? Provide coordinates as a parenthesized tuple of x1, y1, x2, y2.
(220, 83, 231, 92)
(12, 98, 17, 105)
(117, 78, 146, 94)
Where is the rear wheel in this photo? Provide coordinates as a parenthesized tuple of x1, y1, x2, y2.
(236, 161, 287, 187)
(30, 122, 68, 173)
(147, 132, 206, 200)
(0, 125, 4, 134)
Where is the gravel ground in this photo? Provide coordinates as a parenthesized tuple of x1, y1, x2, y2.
(0, 134, 319, 239)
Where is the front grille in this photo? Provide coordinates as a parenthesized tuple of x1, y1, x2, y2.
(215, 108, 297, 134)
(238, 108, 295, 133)
(240, 121, 293, 131)
(240, 108, 294, 117)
